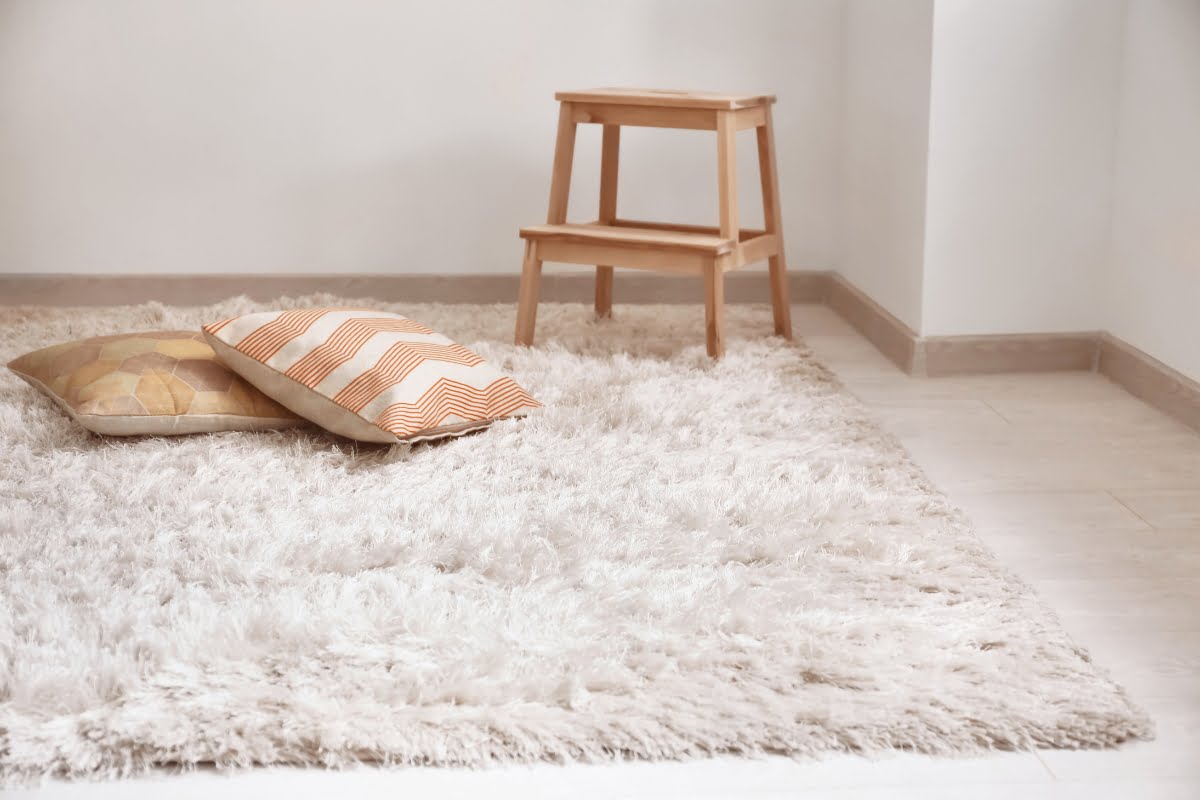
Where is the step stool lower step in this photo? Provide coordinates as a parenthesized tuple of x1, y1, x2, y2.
(519, 219, 777, 273)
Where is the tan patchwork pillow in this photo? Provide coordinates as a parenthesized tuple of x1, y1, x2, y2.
(7, 331, 305, 436)
(202, 308, 539, 443)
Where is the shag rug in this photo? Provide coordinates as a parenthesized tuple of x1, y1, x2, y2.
(0, 297, 1150, 785)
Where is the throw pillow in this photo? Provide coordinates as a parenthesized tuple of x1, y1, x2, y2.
(7, 331, 305, 436)
(202, 308, 539, 443)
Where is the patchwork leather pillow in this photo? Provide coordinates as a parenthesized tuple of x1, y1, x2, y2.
(7, 331, 304, 436)
(202, 309, 539, 443)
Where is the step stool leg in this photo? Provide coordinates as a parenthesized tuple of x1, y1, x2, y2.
(707, 111, 737, 359)
(519, 101, 573, 347)
(756, 104, 793, 339)
(595, 124, 620, 318)
(515, 241, 542, 346)
(595, 266, 613, 318)
(704, 261, 725, 359)
(716, 111, 739, 241)
(547, 102, 578, 224)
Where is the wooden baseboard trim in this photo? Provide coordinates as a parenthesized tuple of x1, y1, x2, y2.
(822, 273, 1199, 432)
(824, 274, 1100, 378)
(920, 332, 1100, 377)
(1097, 333, 1200, 433)
(825, 274, 922, 374)
(0, 270, 830, 307)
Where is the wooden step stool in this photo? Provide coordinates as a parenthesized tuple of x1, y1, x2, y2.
(514, 88, 793, 358)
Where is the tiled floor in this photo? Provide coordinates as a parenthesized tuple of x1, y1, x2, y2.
(15, 305, 1200, 799)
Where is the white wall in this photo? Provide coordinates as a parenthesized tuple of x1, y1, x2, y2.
(0, 0, 842, 275)
(6, 1, 1198, 383)
(1105, 0, 1200, 383)
(920, 0, 1126, 336)
(837, 0, 934, 332)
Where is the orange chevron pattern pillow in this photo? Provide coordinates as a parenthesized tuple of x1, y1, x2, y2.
(202, 309, 539, 443)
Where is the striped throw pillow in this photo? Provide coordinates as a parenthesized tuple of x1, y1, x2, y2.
(202, 309, 539, 443)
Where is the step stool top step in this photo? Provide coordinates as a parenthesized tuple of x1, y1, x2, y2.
(555, 88, 775, 110)
(520, 223, 736, 255)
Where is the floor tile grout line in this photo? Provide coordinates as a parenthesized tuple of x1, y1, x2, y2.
(980, 399, 1013, 424)
(1032, 750, 1058, 781)
(1105, 490, 1156, 529)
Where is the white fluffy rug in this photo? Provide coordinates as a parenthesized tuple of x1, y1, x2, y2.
(0, 297, 1150, 785)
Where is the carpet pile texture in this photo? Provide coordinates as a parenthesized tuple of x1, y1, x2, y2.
(0, 297, 1150, 784)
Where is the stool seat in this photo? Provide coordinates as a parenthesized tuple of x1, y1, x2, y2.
(555, 88, 776, 111)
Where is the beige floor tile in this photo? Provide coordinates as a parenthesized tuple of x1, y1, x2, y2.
(951, 491, 1152, 532)
(939, 371, 1132, 398)
(792, 305, 860, 337)
(1037, 709, 1200, 782)
(833, 373, 980, 404)
(888, 371, 1125, 406)
(869, 400, 1012, 438)
(1065, 629, 1200, 702)
(902, 438, 1200, 492)
(981, 528, 1200, 579)
(983, 390, 1196, 434)
(992, 405, 1195, 437)
(801, 782, 1200, 800)
(1111, 489, 1200, 528)
(1031, 577, 1200, 632)
(804, 338, 905, 380)
(11, 754, 1053, 800)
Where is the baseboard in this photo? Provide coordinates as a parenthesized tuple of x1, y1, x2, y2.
(1097, 333, 1200, 433)
(0, 270, 830, 307)
(826, 274, 922, 374)
(920, 332, 1100, 377)
(816, 274, 1199, 432)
